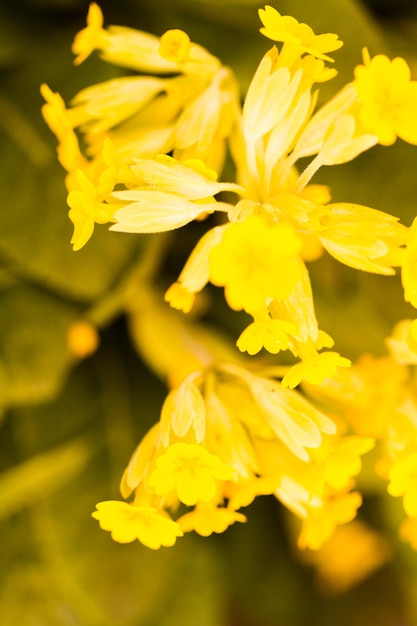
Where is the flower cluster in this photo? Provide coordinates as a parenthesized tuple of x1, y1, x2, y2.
(43, 4, 417, 556)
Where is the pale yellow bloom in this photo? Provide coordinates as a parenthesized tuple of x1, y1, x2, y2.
(159, 373, 206, 445)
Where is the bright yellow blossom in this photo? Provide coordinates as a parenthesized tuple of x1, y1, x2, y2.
(236, 319, 298, 355)
(281, 352, 352, 389)
(354, 48, 417, 146)
(298, 491, 363, 550)
(209, 214, 303, 313)
(258, 5, 343, 63)
(148, 442, 237, 506)
(177, 502, 247, 537)
(92, 501, 183, 548)
(72, 2, 105, 65)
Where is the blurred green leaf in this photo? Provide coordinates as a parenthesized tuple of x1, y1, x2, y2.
(0, 283, 78, 407)
(0, 435, 93, 521)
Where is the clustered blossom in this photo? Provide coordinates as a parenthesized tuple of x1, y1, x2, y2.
(43, 3, 417, 561)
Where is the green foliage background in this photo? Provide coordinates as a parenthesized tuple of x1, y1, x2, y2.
(2, 0, 417, 624)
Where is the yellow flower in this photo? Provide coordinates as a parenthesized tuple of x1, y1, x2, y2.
(322, 436, 375, 491)
(209, 214, 303, 313)
(92, 501, 183, 549)
(147, 442, 236, 506)
(354, 48, 417, 146)
(72, 2, 106, 65)
(236, 319, 298, 355)
(298, 491, 363, 550)
(258, 5, 343, 62)
(388, 452, 417, 517)
(40, 84, 86, 173)
(177, 502, 246, 537)
(67, 169, 116, 250)
(281, 352, 352, 389)
(301, 521, 391, 592)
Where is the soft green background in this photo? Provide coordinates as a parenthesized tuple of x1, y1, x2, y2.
(2, 0, 417, 624)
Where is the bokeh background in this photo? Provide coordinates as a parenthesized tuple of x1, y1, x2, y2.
(2, 0, 417, 624)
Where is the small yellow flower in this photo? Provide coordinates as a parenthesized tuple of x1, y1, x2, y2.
(258, 5, 343, 62)
(148, 442, 236, 506)
(323, 436, 375, 491)
(177, 502, 246, 537)
(72, 2, 106, 65)
(236, 319, 297, 355)
(298, 491, 363, 550)
(209, 214, 303, 313)
(67, 169, 116, 250)
(354, 48, 417, 146)
(282, 352, 351, 389)
(164, 282, 195, 314)
(92, 500, 183, 549)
